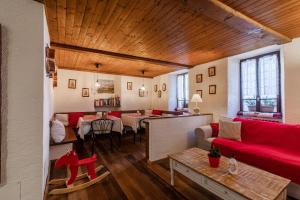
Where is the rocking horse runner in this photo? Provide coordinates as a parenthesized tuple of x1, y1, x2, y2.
(48, 119, 111, 195)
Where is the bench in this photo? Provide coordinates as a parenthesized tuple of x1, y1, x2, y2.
(50, 126, 77, 160)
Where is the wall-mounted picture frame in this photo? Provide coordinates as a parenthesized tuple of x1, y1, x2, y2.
(53, 72, 57, 87)
(162, 83, 167, 91)
(209, 85, 217, 94)
(68, 79, 76, 89)
(208, 66, 216, 77)
(154, 84, 158, 92)
(158, 90, 162, 98)
(82, 88, 89, 97)
(94, 100, 100, 107)
(127, 82, 132, 90)
(139, 89, 145, 97)
(196, 89, 203, 98)
(196, 74, 203, 83)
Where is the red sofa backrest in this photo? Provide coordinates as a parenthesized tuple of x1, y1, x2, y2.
(234, 118, 300, 153)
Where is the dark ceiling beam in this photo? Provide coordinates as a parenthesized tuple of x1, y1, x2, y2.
(50, 42, 192, 69)
(58, 66, 154, 79)
(33, 0, 44, 4)
(179, 0, 291, 44)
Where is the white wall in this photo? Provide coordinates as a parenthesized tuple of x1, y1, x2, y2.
(42, 10, 53, 192)
(54, 69, 152, 112)
(189, 59, 228, 121)
(0, 0, 45, 199)
(152, 74, 169, 110)
(120, 76, 152, 110)
(283, 38, 300, 123)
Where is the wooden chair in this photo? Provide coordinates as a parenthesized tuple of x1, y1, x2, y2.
(137, 118, 147, 143)
(91, 119, 114, 152)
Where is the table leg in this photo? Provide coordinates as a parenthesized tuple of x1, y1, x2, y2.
(170, 159, 174, 186)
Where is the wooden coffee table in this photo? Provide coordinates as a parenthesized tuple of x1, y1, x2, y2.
(169, 148, 290, 200)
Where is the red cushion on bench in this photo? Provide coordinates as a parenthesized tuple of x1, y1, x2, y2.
(108, 111, 122, 118)
(68, 112, 84, 127)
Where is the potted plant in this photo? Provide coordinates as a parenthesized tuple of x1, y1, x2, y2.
(261, 99, 275, 112)
(208, 146, 221, 168)
(246, 100, 256, 112)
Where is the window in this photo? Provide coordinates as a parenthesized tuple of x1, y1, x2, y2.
(240, 51, 281, 113)
(177, 73, 189, 109)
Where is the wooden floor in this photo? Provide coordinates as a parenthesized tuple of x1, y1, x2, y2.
(47, 134, 295, 200)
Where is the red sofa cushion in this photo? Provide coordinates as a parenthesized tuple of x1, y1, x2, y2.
(68, 112, 84, 127)
(152, 109, 162, 115)
(210, 123, 219, 137)
(108, 111, 121, 118)
(234, 118, 300, 154)
(237, 145, 300, 184)
(212, 138, 245, 157)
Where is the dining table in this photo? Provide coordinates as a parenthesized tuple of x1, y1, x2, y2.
(77, 115, 123, 139)
(121, 113, 160, 133)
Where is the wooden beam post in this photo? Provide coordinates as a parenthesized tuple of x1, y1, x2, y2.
(50, 42, 192, 69)
(180, 0, 291, 44)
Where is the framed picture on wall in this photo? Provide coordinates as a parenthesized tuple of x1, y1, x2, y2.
(196, 74, 203, 83)
(154, 84, 158, 92)
(209, 85, 217, 94)
(139, 89, 145, 97)
(208, 66, 216, 77)
(162, 83, 167, 91)
(127, 82, 132, 90)
(158, 90, 162, 98)
(68, 79, 76, 89)
(82, 88, 89, 97)
(196, 89, 203, 98)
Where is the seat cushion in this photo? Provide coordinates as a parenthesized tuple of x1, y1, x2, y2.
(108, 111, 121, 118)
(236, 145, 300, 184)
(212, 138, 245, 157)
(152, 109, 162, 115)
(68, 112, 84, 127)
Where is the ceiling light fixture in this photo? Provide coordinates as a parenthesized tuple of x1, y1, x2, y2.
(95, 63, 101, 87)
(140, 70, 146, 91)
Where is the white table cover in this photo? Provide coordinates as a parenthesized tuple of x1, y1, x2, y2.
(77, 116, 123, 139)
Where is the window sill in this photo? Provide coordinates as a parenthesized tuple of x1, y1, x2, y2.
(237, 111, 282, 122)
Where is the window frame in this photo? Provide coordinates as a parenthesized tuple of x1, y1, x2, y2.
(176, 72, 189, 109)
(239, 51, 282, 113)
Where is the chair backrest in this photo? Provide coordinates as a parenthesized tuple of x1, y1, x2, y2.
(91, 119, 114, 135)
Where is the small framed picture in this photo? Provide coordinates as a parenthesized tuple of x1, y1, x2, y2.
(208, 66, 216, 77)
(162, 83, 167, 91)
(94, 100, 100, 107)
(139, 89, 145, 97)
(154, 84, 158, 92)
(196, 74, 203, 83)
(82, 88, 89, 97)
(158, 90, 162, 98)
(209, 85, 216, 94)
(68, 79, 76, 89)
(196, 89, 203, 98)
(127, 82, 133, 90)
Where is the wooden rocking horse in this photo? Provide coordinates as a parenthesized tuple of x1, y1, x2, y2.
(48, 150, 110, 195)
(48, 119, 114, 195)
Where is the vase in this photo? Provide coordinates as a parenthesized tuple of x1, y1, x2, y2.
(208, 155, 221, 168)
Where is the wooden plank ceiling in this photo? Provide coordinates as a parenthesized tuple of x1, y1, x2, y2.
(44, 0, 300, 78)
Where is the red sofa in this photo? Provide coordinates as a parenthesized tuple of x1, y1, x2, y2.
(212, 118, 300, 185)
